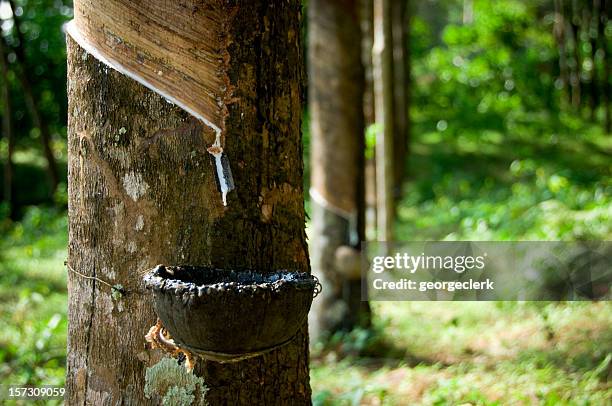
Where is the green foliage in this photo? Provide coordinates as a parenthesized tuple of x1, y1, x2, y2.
(319, 327, 394, 360)
(411, 0, 564, 139)
(1, 1, 71, 212)
(364, 123, 381, 160)
(0, 205, 67, 393)
(1, 0, 72, 148)
(396, 122, 611, 241)
(399, 0, 611, 242)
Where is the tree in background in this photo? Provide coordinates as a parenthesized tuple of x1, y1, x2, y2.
(6, 0, 58, 193)
(391, 0, 411, 199)
(367, 0, 412, 242)
(359, 0, 379, 238)
(0, 0, 71, 212)
(1, 33, 14, 217)
(373, 0, 395, 241)
(553, 0, 610, 128)
(66, 0, 311, 403)
(307, 0, 412, 341)
(309, 0, 371, 339)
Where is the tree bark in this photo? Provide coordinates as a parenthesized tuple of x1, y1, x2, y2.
(308, 0, 370, 339)
(7, 0, 59, 194)
(373, 0, 394, 241)
(66, 1, 310, 405)
(1, 36, 15, 218)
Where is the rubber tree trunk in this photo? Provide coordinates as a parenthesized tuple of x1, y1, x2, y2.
(66, 1, 311, 404)
(373, 0, 395, 241)
(308, 0, 370, 340)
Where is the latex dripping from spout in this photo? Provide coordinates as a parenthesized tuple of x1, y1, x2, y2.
(207, 130, 235, 206)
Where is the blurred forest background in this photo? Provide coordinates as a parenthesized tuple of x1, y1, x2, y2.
(0, 0, 610, 404)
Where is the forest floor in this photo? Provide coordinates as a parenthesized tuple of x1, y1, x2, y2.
(311, 301, 611, 405)
(1, 221, 610, 405)
(1, 122, 611, 405)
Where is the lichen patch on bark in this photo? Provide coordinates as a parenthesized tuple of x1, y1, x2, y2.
(122, 172, 149, 201)
(144, 358, 208, 406)
(135, 215, 144, 231)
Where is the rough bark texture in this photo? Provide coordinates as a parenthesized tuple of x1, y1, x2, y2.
(66, 1, 310, 404)
(308, 0, 370, 339)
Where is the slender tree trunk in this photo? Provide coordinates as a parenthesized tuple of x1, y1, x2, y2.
(7, 0, 59, 194)
(599, 0, 611, 132)
(404, 1, 412, 173)
(17, 65, 59, 193)
(569, 1, 582, 109)
(554, 0, 570, 106)
(308, 0, 370, 339)
(66, 1, 310, 404)
(361, 0, 376, 127)
(589, 1, 599, 119)
(391, 0, 410, 199)
(360, 0, 378, 239)
(1, 36, 15, 218)
(373, 0, 394, 241)
(463, 0, 474, 24)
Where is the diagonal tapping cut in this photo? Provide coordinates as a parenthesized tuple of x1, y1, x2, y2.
(65, 0, 236, 205)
